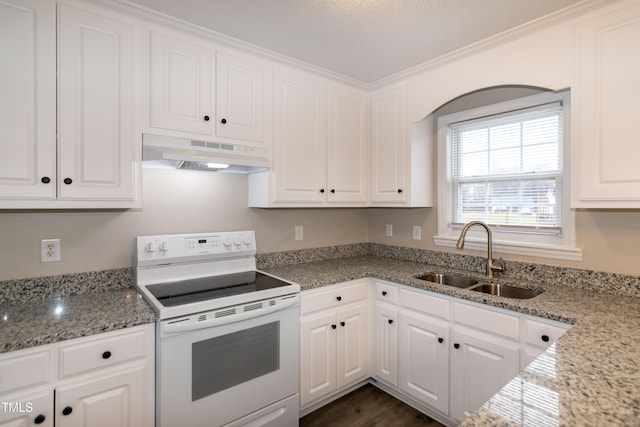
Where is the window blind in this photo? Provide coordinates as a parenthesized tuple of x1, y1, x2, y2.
(449, 102, 563, 235)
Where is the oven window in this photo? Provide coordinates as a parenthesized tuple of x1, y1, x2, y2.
(192, 322, 280, 401)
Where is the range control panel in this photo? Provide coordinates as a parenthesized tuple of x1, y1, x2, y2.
(136, 230, 256, 267)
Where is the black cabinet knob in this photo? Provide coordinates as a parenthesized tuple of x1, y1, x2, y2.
(340, 321, 345, 327)
(331, 324, 337, 330)
(62, 406, 73, 416)
(330, 189, 335, 193)
(320, 188, 325, 193)
(438, 337, 444, 344)
(541, 334, 550, 342)
(388, 319, 394, 324)
(453, 343, 460, 349)
(34, 414, 46, 424)
(397, 189, 403, 193)
(221, 118, 227, 124)
(336, 296, 342, 301)
(382, 291, 387, 296)
(41, 177, 51, 184)
(102, 351, 112, 359)
(203, 115, 210, 121)
(63, 178, 72, 185)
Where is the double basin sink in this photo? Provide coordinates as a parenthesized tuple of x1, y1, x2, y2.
(416, 272, 542, 299)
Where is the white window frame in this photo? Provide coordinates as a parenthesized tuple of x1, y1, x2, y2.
(434, 90, 582, 261)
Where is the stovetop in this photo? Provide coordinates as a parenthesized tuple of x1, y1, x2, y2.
(135, 231, 300, 320)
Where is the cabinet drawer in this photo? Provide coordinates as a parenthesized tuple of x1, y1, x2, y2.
(522, 318, 570, 347)
(375, 281, 398, 304)
(301, 280, 368, 315)
(400, 288, 450, 320)
(454, 302, 519, 340)
(59, 328, 147, 379)
(0, 348, 51, 394)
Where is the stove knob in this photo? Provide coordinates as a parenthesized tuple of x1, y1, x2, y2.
(233, 236, 242, 246)
(243, 235, 252, 246)
(223, 236, 233, 247)
(159, 241, 169, 252)
(145, 242, 157, 253)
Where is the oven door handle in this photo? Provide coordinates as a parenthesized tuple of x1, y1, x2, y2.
(161, 294, 300, 335)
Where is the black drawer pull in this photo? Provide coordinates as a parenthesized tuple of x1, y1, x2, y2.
(63, 177, 72, 185)
(336, 296, 342, 301)
(34, 414, 46, 424)
(331, 324, 337, 330)
(62, 406, 73, 416)
(453, 343, 460, 349)
(41, 177, 51, 184)
(382, 291, 387, 296)
(541, 334, 550, 342)
(102, 351, 112, 359)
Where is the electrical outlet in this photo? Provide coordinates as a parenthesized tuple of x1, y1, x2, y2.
(385, 224, 393, 237)
(412, 225, 422, 240)
(41, 239, 61, 262)
(295, 225, 304, 241)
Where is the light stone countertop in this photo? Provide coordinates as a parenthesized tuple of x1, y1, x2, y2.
(0, 269, 156, 354)
(260, 255, 640, 427)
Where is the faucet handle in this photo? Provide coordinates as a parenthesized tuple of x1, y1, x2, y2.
(491, 257, 506, 275)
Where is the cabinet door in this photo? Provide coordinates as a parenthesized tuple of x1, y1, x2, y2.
(216, 51, 264, 143)
(273, 69, 326, 203)
(571, 1, 640, 207)
(300, 311, 337, 407)
(370, 84, 406, 203)
(336, 303, 368, 389)
(399, 309, 449, 415)
(150, 31, 214, 135)
(326, 86, 368, 203)
(0, 390, 52, 427)
(0, 0, 56, 200)
(57, 4, 137, 201)
(56, 365, 145, 427)
(374, 303, 399, 387)
(450, 328, 519, 422)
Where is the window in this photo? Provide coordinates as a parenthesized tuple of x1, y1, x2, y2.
(435, 90, 581, 260)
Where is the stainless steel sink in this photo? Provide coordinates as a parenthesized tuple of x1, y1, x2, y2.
(469, 283, 542, 299)
(416, 273, 478, 288)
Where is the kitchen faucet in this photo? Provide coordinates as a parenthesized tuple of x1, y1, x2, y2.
(456, 221, 504, 278)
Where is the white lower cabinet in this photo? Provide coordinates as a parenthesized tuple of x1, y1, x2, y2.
(0, 324, 154, 427)
(399, 309, 449, 414)
(450, 327, 520, 421)
(367, 279, 569, 424)
(299, 280, 369, 409)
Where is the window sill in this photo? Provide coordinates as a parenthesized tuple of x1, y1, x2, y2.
(433, 236, 583, 262)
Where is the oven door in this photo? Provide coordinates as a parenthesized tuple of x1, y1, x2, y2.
(156, 303, 300, 427)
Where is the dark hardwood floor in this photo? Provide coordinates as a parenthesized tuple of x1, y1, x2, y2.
(299, 384, 445, 427)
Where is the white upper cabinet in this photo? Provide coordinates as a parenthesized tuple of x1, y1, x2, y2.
(0, 0, 140, 208)
(57, 3, 138, 203)
(0, 0, 56, 202)
(571, 0, 640, 208)
(272, 68, 327, 203)
(248, 69, 368, 207)
(150, 31, 214, 136)
(148, 30, 267, 147)
(327, 86, 368, 204)
(216, 51, 265, 143)
(370, 84, 406, 203)
(369, 83, 432, 207)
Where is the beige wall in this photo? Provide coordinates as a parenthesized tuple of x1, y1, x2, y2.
(0, 168, 369, 281)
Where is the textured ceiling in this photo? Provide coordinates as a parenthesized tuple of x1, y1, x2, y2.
(128, 0, 585, 83)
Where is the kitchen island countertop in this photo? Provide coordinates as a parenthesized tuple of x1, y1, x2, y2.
(261, 255, 640, 427)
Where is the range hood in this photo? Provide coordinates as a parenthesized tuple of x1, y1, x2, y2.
(142, 134, 269, 173)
